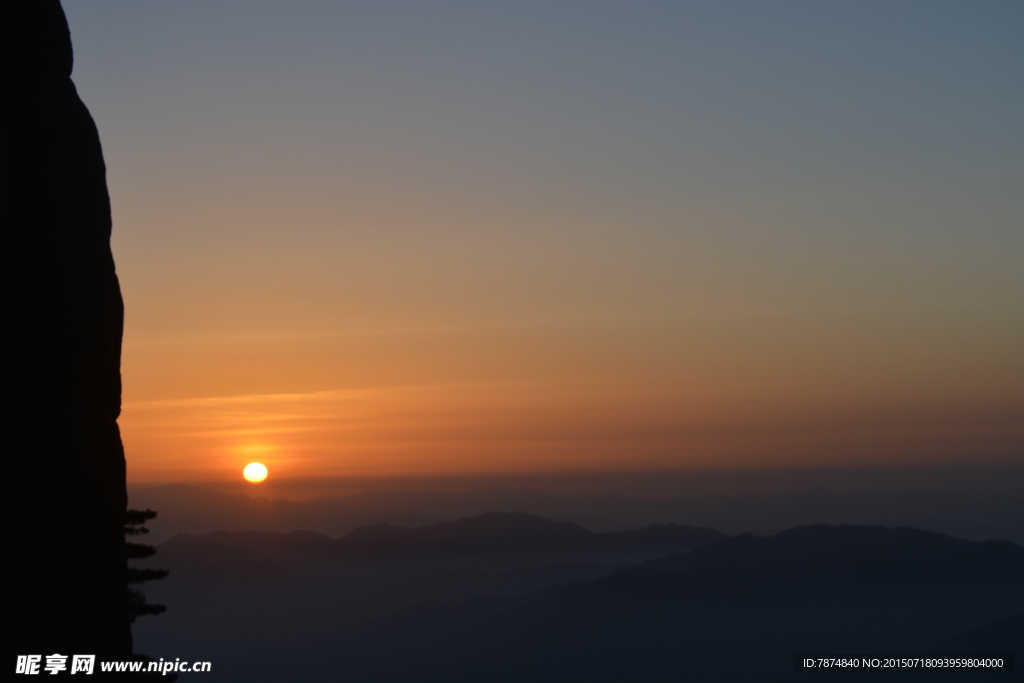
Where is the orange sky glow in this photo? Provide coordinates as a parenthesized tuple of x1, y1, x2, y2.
(60, 3, 1021, 490)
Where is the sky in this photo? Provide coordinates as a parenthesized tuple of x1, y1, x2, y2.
(62, 1, 1023, 489)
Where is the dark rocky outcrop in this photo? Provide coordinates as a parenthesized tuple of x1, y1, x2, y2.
(3, 0, 131, 659)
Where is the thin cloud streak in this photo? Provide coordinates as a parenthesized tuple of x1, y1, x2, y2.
(121, 383, 1024, 483)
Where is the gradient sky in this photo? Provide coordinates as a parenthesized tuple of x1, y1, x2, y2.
(62, 1, 1023, 486)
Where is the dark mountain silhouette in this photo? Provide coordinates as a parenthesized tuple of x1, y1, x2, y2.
(308, 525, 1024, 683)
(134, 519, 1024, 682)
(155, 512, 725, 569)
(133, 514, 726, 678)
(131, 483, 1024, 544)
(567, 524, 1024, 602)
(131, 484, 442, 543)
(4, 0, 131, 660)
(333, 512, 726, 562)
(337, 512, 590, 555)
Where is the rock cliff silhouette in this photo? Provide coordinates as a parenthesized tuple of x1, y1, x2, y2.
(3, 0, 131, 660)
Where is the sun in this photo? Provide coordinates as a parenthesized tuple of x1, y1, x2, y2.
(243, 462, 268, 483)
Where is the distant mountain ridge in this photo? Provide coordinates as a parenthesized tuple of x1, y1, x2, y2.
(130, 483, 1024, 545)
(336, 512, 727, 560)
(563, 524, 1024, 602)
(335, 524, 1024, 682)
(136, 516, 1024, 682)
(159, 511, 728, 565)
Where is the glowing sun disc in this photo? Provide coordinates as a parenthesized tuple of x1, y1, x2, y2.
(243, 462, 268, 483)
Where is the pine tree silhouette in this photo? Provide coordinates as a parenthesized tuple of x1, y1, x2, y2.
(124, 509, 168, 621)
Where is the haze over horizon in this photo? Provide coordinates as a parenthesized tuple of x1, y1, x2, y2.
(62, 1, 1023, 487)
